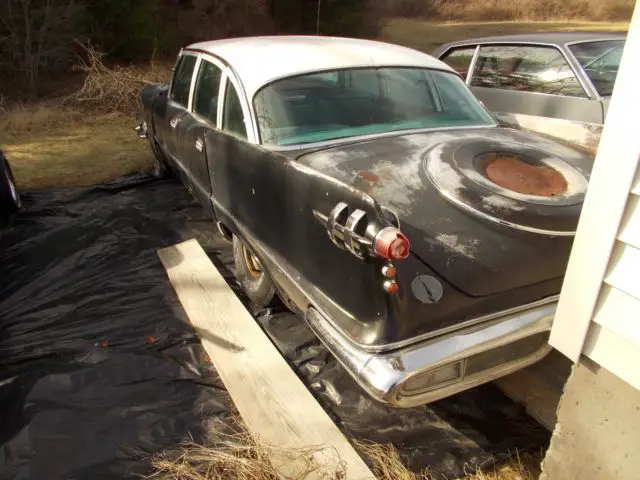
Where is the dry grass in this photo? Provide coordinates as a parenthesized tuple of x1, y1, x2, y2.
(380, 0, 635, 22)
(0, 101, 151, 190)
(148, 418, 541, 480)
(381, 19, 629, 54)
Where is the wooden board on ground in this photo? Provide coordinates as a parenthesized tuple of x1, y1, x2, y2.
(158, 239, 375, 480)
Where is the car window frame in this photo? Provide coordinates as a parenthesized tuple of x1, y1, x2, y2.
(219, 72, 253, 142)
(168, 50, 200, 108)
(438, 45, 480, 83)
(564, 38, 626, 100)
(443, 41, 595, 100)
(466, 42, 591, 99)
(189, 54, 227, 128)
(178, 50, 258, 144)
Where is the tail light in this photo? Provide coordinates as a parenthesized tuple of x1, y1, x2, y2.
(374, 227, 410, 260)
(313, 203, 410, 261)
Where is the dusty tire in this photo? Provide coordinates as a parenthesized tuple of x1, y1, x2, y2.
(0, 156, 21, 224)
(232, 235, 276, 308)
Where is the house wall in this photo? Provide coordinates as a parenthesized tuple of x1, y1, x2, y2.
(541, 2, 640, 478)
(549, 0, 640, 386)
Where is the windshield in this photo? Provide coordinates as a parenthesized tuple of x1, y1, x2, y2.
(569, 40, 625, 96)
(253, 67, 496, 146)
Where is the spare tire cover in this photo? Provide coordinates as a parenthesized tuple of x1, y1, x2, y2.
(423, 138, 589, 235)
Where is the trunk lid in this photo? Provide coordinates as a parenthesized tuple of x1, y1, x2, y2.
(296, 127, 592, 297)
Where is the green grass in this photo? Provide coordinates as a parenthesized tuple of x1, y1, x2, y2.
(1, 103, 152, 190)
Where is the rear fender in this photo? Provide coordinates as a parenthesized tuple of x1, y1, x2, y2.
(204, 130, 400, 346)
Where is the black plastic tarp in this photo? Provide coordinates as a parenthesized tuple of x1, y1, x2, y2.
(0, 174, 549, 479)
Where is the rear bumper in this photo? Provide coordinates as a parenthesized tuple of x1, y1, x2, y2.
(305, 298, 555, 408)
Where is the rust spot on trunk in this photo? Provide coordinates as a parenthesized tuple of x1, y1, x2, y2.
(481, 153, 567, 197)
(357, 170, 380, 183)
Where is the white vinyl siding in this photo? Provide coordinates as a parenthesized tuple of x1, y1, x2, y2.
(550, 5, 640, 391)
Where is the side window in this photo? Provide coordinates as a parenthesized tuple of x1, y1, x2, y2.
(222, 80, 248, 140)
(193, 60, 223, 123)
(470, 45, 586, 97)
(440, 47, 477, 79)
(169, 54, 198, 106)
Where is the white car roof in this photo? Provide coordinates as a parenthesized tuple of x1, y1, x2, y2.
(185, 35, 455, 99)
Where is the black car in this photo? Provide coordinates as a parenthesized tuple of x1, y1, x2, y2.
(0, 149, 21, 225)
(136, 35, 593, 408)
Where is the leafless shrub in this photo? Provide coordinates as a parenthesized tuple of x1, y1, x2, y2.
(69, 42, 172, 115)
(0, 0, 83, 98)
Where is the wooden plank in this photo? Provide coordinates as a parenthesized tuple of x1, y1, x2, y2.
(592, 284, 640, 349)
(618, 194, 640, 250)
(158, 239, 374, 480)
(605, 241, 640, 301)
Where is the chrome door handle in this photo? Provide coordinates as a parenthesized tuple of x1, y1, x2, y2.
(169, 116, 181, 129)
(195, 137, 204, 152)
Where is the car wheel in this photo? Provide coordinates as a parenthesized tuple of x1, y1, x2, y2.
(0, 156, 21, 223)
(232, 235, 276, 308)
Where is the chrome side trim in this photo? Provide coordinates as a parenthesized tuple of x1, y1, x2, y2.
(305, 300, 555, 408)
(265, 124, 498, 152)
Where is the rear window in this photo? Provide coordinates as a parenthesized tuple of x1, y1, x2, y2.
(253, 67, 495, 146)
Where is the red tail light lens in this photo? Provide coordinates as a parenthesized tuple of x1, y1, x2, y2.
(374, 227, 410, 260)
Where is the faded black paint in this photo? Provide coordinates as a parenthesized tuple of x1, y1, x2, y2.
(139, 82, 593, 349)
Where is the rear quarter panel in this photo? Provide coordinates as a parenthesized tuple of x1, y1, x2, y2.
(203, 130, 397, 346)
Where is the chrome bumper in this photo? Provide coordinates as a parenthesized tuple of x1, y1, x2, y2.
(305, 299, 555, 408)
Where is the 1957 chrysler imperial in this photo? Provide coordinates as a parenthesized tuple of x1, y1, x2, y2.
(136, 36, 593, 407)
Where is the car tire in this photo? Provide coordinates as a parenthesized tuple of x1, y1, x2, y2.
(232, 235, 276, 308)
(0, 155, 21, 223)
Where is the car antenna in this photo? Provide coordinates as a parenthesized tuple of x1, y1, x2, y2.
(316, 0, 322, 35)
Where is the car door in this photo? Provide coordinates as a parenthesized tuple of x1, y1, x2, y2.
(157, 52, 198, 160)
(175, 55, 225, 215)
(467, 44, 603, 125)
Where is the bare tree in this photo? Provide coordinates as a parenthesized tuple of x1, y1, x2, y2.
(0, 0, 83, 98)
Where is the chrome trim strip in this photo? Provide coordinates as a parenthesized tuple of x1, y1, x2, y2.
(265, 124, 498, 152)
(305, 300, 555, 407)
(466, 45, 481, 84)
